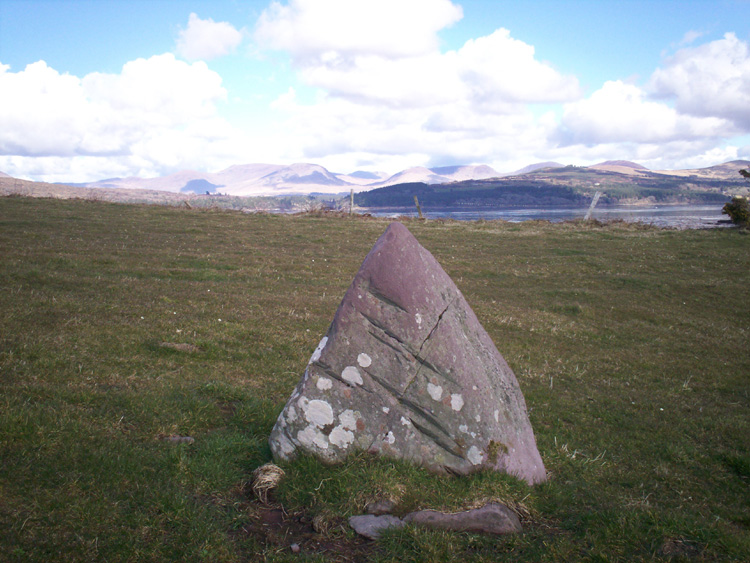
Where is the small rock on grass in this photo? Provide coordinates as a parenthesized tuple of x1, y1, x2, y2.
(348, 514, 405, 540)
(404, 502, 522, 535)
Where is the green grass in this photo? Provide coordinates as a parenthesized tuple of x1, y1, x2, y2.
(1, 197, 748, 562)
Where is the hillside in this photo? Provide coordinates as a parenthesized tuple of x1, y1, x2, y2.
(355, 161, 750, 208)
(5, 159, 750, 208)
(67, 162, 501, 196)
(0, 176, 340, 212)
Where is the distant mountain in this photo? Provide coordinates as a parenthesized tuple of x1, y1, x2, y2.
(378, 164, 500, 187)
(589, 160, 650, 176)
(429, 164, 500, 181)
(25, 158, 750, 198)
(345, 170, 390, 182)
(254, 163, 349, 189)
(180, 179, 223, 194)
(592, 160, 649, 170)
(5, 159, 749, 210)
(0, 171, 10, 178)
(378, 167, 453, 186)
(355, 160, 748, 208)
(656, 159, 750, 180)
(72, 162, 502, 196)
(86, 170, 210, 191)
(509, 162, 565, 175)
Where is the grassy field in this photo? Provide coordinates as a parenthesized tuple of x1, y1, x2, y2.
(1, 196, 748, 562)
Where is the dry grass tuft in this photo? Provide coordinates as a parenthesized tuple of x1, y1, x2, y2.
(252, 463, 286, 504)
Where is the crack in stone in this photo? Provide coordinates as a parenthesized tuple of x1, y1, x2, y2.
(402, 297, 457, 394)
(416, 298, 454, 359)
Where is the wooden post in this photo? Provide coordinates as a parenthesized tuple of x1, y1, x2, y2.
(584, 191, 602, 221)
(350, 189, 354, 216)
(413, 195, 424, 219)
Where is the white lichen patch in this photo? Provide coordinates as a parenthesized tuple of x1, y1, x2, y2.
(298, 425, 329, 450)
(382, 406, 390, 414)
(400, 416, 412, 426)
(342, 366, 363, 386)
(287, 405, 298, 423)
(275, 433, 296, 456)
(427, 383, 443, 401)
(494, 410, 500, 423)
(467, 445, 484, 466)
(339, 409, 359, 431)
(450, 393, 464, 412)
(384, 431, 396, 444)
(475, 414, 481, 423)
(316, 377, 333, 391)
(309, 336, 328, 364)
(459, 424, 468, 433)
(329, 426, 355, 448)
(357, 353, 372, 368)
(304, 399, 334, 427)
(415, 313, 422, 326)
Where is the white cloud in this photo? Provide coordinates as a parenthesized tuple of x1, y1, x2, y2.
(290, 28, 581, 111)
(558, 80, 730, 145)
(264, 83, 558, 174)
(255, 0, 463, 62)
(677, 30, 705, 47)
(0, 54, 250, 182)
(649, 33, 750, 128)
(457, 29, 581, 105)
(254, 1, 581, 172)
(176, 13, 243, 61)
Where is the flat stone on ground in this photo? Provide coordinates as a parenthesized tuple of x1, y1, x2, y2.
(348, 514, 405, 540)
(404, 503, 522, 535)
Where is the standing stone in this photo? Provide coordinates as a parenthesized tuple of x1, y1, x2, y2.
(269, 222, 546, 485)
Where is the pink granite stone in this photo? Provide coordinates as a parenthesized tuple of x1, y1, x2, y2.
(269, 222, 546, 485)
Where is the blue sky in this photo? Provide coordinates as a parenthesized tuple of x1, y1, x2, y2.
(1, 0, 749, 182)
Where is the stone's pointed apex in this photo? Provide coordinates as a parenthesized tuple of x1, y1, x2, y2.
(269, 223, 547, 485)
(384, 221, 409, 234)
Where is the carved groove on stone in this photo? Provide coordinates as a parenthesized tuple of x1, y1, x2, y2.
(408, 417, 464, 459)
(367, 327, 411, 356)
(367, 286, 408, 313)
(359, 311, 417, 355)
(396, 397, 463, 458)
(367, 371, 403, 398)
(413, 356, 458, 388)
(313, 360, 374, 393)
